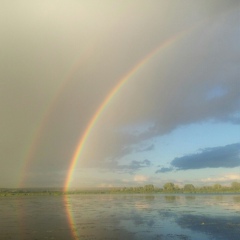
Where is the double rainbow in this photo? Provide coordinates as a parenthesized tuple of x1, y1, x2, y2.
(18, 21, 202, 239)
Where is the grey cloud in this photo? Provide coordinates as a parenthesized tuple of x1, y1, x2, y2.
(81, 4, 240, 165)
(156, 143, 240, 173)
(136, 144, 155, 152)
(155, 167, 173, 174)
(172, 143, 240, 170)
(114, 159, 151, 173)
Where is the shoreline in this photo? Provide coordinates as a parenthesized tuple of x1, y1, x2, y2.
(1, 190, 240, 197)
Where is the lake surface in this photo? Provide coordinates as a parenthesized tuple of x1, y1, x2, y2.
(1, 194, 240, 240)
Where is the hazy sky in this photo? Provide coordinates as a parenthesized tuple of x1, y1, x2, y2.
(1, 0, 239, 188)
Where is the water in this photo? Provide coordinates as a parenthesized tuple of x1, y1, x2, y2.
(1, 194, 240, 240)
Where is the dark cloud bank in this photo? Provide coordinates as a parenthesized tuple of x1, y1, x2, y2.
(156, 143, 240, 173)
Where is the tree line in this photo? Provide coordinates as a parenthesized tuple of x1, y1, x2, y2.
(108, 182, 240, 194)
(1, 182, 240, 196)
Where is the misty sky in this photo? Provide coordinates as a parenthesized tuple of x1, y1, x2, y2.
(1, 0, 239, 188)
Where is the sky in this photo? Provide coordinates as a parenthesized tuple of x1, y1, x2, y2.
(0, 0, 239, 189)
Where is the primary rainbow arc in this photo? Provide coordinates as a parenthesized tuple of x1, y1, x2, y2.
(64, 29, 192, 191)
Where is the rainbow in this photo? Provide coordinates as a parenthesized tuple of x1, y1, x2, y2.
(19, 45, 95, 188)
(64, 27, 196, 191)
(19, 4, 135, 188)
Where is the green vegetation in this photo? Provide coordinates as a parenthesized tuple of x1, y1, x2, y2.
(1, 182, 240, 197)
(108, 182, 240, 194)
(0, 189, 65, 197)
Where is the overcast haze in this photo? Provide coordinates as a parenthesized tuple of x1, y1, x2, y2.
(0, 0, 239, 188)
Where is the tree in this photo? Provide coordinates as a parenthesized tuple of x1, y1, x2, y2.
(144, 184, 154, 192)
(174, 184, 180, 191)
(163, 182, 175, 191)
(183, 184, 195, 192)
(231, 182, 240, 190)
(213, 184, 222, 191)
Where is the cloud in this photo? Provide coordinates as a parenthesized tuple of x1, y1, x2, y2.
(133, 175, 148, 183)
(201, 174, 240, 183)
(115, 159, 151, 173)
(172, 143, 240, 169)
(81, 6, 240, 167)
(97, 183, 114, 188)
(136, 144, 155, 152)
(156, 143, 240, 173)
(155, 167, 173, 174)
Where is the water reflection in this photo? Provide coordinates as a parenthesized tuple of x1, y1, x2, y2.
(144, 195, 155, 201)
(0, 196, 73, 240)
(185, 195, 196, 201)
(62, 194, 240, 240)
(233, 196, 240, 203)
(177, 214, 240, 240)
(164, 195, 180, 202)
(1, 194, 240, 239)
